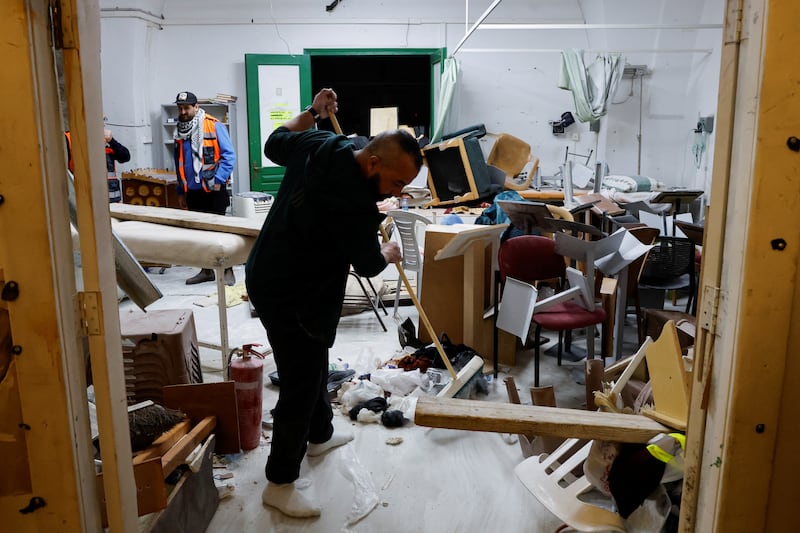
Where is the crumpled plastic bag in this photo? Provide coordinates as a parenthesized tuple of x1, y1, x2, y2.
(369, 368, 430, 396)
(584, 439, 621, 496)
(338, 445, 380, 528)
(338, 380, 384, 413)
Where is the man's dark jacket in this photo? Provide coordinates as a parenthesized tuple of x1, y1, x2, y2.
(245, 127, 386, 346)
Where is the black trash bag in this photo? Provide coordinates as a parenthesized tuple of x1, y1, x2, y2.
(397, 317, 425, 349)
(409, 332, 483, 374)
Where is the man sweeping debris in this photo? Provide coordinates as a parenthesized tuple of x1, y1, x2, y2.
(245, 87, 422, 518)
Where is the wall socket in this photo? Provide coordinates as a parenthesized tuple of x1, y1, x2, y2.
(571, 132, 580, 142)
(698, 115, 714, 134)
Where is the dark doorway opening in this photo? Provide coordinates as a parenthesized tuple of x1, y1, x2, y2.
(311, 54, 431, 138)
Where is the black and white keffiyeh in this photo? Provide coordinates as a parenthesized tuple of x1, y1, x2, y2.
(174, 107, 206, 182)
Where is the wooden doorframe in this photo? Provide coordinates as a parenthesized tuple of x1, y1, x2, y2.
(0, 0, 136, 530)
(681, 0, 800, 530)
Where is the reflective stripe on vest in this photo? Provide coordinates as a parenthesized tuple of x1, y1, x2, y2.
(176, 115, 221, 193)
(105, 145, 117, 177)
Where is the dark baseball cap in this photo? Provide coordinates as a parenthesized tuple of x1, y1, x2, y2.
(175, 91, 198, 105)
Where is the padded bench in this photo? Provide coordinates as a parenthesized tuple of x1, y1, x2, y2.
(113, 220, 255, 373)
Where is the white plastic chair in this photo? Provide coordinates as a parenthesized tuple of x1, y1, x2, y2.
(515, 438, 626, 532)
(513, 339, 653, 532)
(386, 210, 430, 317)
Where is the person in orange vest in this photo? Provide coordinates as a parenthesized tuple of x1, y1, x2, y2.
(104, 124, 130, 203)
(64, 122, 130, 203)
(173, 91, 237, 286)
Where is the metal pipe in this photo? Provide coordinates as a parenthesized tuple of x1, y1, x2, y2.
(451, 0, 504, 56)
(479, 23, 722, 30)
(458, 48, 713, 54)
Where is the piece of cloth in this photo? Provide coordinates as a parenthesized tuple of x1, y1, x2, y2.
(175, 107, 205, 177)
(607, 442, 666, 518)
(430, 57, 461, 143)
(559, 49, 625, 122)
(380, 410, 406, 428)
(246, 125, 390, 487)
(173, 111, 236, 193)
(475, 189, 526, 242)
(348, 397, 388, 420)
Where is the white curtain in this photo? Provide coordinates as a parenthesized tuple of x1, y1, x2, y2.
(430, 57, 460, 143)
(559, 49, 625, 122)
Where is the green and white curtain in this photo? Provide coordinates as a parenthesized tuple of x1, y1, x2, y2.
(559, 49, 625, 122)
(430, 57, 460, 143)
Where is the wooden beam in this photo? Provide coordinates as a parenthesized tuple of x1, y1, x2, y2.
(133, 420, 192, 466)
(109, 203, 263, 236)
(414, 397, 671, 443)
(0, 0, 114, 530)
(683, 0, 800, 530)
(160, 417, 217, 477)
(62, 0, 139, 528)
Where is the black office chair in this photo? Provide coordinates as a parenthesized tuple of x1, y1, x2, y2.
(639, 236, 697, 314)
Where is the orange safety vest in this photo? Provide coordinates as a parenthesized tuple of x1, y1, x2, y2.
(105, 145, 118, 176)
(65, 131, 74, 173)
(66, 132, 118, 175)
(175, 114, 221, 193)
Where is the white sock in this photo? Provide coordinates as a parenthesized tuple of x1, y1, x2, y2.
(306, 430, 354, 457)
(262, 481, 321, 518)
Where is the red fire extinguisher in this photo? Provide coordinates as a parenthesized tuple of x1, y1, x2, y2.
(229, 343, 266, 451)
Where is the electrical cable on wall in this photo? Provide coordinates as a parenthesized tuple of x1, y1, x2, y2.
(326, 0, 342, 12)
(268, 0, 292, 55)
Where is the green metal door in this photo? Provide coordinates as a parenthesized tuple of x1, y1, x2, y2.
(244, 54, 311, 195)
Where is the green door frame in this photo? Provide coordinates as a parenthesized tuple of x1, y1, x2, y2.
(244, 53, 311, 195)
(245, 48, 446, 195)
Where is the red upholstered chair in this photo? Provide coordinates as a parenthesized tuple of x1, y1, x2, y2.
(493, 235, 607, 386)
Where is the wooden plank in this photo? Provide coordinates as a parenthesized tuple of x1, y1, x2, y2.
(146, 435, 219, 533)
(60, 0, 139, 529)
(110, 203, 263, 237)
(690, 0, 800, 530)
(0, 0, 120, 530)
(160, 417, 216, 477)
(644, 321, 690, 431)
(0, 308, 31, 496)
(163, 382, 240, 454)
(131, 459, 169, 517)
(97, 457, 167, 524)
(414, 397, 670, 443)
(133, 420, 192, 466)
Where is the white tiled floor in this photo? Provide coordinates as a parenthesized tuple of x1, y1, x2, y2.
(123, 263, 676, 532)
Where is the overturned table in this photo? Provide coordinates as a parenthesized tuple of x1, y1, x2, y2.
(110, 204, 262, 372)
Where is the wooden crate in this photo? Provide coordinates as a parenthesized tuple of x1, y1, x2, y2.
(121, 168, 180, 208)
(97, 418, 218, 526)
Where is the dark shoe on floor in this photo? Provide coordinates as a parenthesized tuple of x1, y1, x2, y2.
(267, 369, 356, 395)
(223, 267, 236, 286)
(186, 269, 215, 285)
(327, 369, 356, 395)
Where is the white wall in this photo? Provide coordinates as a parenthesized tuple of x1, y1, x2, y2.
(99, 0, 724, 194)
